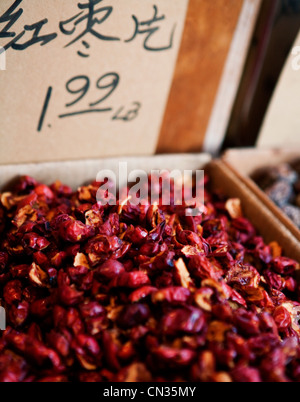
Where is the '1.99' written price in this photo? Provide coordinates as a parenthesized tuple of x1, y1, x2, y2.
(37, 72, 142, 132)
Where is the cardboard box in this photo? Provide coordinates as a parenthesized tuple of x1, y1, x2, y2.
(1, 154, 300, 262)
(223, 148, 300, 243)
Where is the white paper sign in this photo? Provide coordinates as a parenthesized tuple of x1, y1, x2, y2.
(0, 0, 189, 164)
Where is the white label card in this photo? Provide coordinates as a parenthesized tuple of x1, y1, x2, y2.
(0, 0, 189, 164)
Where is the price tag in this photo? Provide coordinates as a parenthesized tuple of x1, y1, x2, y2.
(0, 0, 189, 164)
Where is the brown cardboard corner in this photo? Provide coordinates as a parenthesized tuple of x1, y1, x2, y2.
(207, 159, 300, 262)
(0, 0, 189, 164)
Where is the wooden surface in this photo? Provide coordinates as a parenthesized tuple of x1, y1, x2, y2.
(157, 0, 244, 154)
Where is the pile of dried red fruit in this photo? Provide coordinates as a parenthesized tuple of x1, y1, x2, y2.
(1, 174, 300, 383)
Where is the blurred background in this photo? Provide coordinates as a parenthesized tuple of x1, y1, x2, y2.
(224, 0, 300, 148)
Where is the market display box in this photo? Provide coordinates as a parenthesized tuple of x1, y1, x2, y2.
(2, 0, 300, 384)
(1, 154, 300, 263)
(223, 148, 300, 243)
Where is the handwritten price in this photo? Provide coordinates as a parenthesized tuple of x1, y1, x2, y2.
(37, 72, 142, 132)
